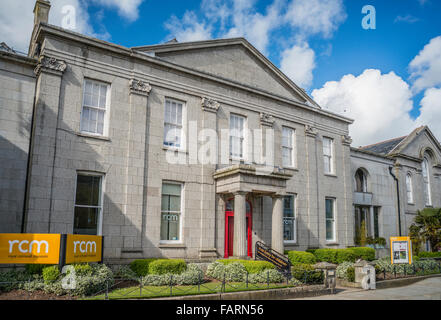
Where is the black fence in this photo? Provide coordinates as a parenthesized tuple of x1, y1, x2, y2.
(375, 260, 441, 281)
(90, 269, 324, 300)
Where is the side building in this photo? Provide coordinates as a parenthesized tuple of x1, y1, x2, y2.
(350, 126, 441, 251)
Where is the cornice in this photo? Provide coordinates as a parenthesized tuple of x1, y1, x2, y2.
(35, 23, 354, 126)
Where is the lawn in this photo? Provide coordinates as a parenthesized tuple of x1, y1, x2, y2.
(84, 280, 298, 300)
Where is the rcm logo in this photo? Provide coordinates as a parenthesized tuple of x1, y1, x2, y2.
(73, 241, 96, 253)
(8, 240, 49, 254)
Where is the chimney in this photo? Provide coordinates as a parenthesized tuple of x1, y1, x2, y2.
(29, 0, 51, 57)
(33, 0, 51, 26)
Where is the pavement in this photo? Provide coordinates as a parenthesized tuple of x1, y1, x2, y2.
(290, 277, 441, 300)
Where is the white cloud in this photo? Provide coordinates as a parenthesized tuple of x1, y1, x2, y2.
(280, 42, 316, 88)
(409, 35, 441, 93)
(394, 14, 419, 24)
(164, 11, 212, 43)
(312, 69, 417, 146)
(90, 0, 144, 22)
(284, 0, 347, 39)
(0, 0, 144, 53)
(165, 0, 283, 54)
(415, 87, 441, 141)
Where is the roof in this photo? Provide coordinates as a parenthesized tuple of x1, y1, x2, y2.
(360, 136, 407, 155)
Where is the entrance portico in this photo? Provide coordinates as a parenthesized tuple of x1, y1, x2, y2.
(214, 164, 293, 258)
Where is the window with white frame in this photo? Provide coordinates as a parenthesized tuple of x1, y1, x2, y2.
(406, 173, 414, 204)
(422, 157, 432, 206)
(325, 198, 336, 241)
(163, 99, 184, 148)
(74, 173, 103, 235)
(323, 137, 334, 174)
(283, 195, 296, 242)
(161, 182, 182, 241)
(81, 79, 109, 135)
(229, 114, 245, 159)
(282, 127, 295, 167)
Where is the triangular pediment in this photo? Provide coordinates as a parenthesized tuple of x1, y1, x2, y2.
(133, 38, 318, 106)
(390, 126, 441, 164)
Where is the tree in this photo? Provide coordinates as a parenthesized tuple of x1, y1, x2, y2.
(409, 208, 441, 253)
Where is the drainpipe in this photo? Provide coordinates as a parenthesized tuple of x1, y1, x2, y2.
(388, 166, 402, 236)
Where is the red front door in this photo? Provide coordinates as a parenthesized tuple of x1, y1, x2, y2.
(224, 199, 252, 258)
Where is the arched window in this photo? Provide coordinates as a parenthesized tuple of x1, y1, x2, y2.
(422, 157, 432, 206)
(355, 169, 367, 192)
(406, 173, 413, 204)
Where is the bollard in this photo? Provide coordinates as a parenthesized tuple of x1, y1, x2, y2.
(267, 270, 269, 288)
(140, 276, 143, 296)
(246, 272, 248, 289)
(198, 272, 201, 293)
(105, 280, 109, 300)
(169, 275, 173, 296)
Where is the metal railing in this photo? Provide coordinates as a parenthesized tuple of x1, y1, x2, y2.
(375, 260, 441, 281)
(90, 269, 323, 300)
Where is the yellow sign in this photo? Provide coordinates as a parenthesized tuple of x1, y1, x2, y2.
(0, 233, 61, 264)
(65, 234, 103, 264)
(390, 236, 412, 264)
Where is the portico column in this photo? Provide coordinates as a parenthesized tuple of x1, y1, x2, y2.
(233, 191, 248, 258)
(271, 195, 284, 253)
(369, 206, 375, 237)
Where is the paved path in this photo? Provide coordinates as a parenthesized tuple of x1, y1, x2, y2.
(291, 277, 441, 300)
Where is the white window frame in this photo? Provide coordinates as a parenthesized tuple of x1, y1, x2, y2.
(422, 157, 432, 206)
(160, 181, 184, 244)
(283, 194, 297, 244)
(325, 198, 336, 242)
(80, 79, 111, 137)
(323, 137, 334, 174)
(163, 98, 186, 150)
(229, 113, 247, 160)
(282, 127, 296, 168)
(406, 173, 414, 204)
(73, 171, 104, 236)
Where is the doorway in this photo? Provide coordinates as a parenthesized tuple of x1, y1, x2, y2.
(224, 198, 252, 258)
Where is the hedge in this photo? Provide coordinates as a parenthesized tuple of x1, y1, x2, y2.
(418, 251, 441, 259)
(287, 251, 317, 265)
(291, 263, 323, 283)
(129, 259, 157, 277)
(313, 249, 338, 263)
(349, 247, 375, 261)
(148, 259, 187, 275)
(42, 266, 60, 284)
(216, 259, 275, 273)
(313, 247, 376, 263)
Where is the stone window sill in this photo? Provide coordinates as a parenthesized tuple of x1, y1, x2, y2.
(324, 173, 338, 178)
(162, 146, 188, 154)
(76, 131, 111, 142)
(158, 243, 186, 249)
(325, 242, 339, 246)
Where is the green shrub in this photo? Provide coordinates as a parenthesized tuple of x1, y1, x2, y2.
(148, 259, 187, 275)
(72, 263, 93, 276)
(129, 259, 157, 276)
(349, 247, 376, 261)
(336, 248, 356, 263)
(418, 251, 441, 259)
(291, 263, 323, 283)
(287, 251, 317, 265)
(305, 248, 318, 255)
(336, 261, 355, 281)
(25, 264, 47, 275)
(114, 265, 138, 280)
(313, 248, 338, 263)
(42, 266, 60, 284)
(346, 267, 355, 282)
(216, 259, 274, 273)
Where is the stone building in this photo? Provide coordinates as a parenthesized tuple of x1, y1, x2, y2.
(1, 1, 438, 263)
(0, 0, 357, 263)
(350, 126, 441, 250)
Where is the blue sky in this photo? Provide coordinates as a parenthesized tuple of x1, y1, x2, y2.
(1, 0, 440, 146)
